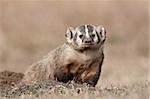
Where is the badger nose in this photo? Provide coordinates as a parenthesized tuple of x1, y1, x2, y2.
(84, 39, 92, 43)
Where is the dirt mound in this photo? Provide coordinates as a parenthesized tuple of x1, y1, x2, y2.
(0, 71, 149, 98)
(0, 70, 24, 87)
(0, 79, 149, 98)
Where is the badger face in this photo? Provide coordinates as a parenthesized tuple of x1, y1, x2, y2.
(66, 25, 106, 50)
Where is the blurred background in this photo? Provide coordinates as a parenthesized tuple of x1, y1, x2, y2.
(0, 1, 148, 85)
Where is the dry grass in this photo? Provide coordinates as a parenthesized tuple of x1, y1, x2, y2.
(0, 71, 149, 99)
(0, 79, 149, 99)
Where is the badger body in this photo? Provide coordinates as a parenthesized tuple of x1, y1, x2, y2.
(22, 25, 106, 87)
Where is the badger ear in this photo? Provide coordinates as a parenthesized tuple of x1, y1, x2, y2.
(96, 25, 106, 42)
(65, 27, 75, 43)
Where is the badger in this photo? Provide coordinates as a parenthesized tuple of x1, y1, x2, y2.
(22, 24, 106, 87)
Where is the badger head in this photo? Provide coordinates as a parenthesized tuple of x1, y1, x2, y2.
(65, 25, 106, 50)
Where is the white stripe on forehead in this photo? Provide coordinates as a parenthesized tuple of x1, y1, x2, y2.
(101, 27, 105, 37)
(85, 25, 90, 38)
(85, 25, 88, 33)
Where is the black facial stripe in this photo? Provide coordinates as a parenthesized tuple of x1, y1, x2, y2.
(96, 31, 100, 43)
(91, 37, 94, 42)
(79, 25, 86, 33)
(70, 30, 73, 39)
(87, 25, 94, 33)
(73, 33, 77, 42)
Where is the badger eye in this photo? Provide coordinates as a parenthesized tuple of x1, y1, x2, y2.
(91, 34, 95, 38)
(79, 35, 83, 38)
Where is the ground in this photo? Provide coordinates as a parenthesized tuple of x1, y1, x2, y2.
(0, 71, 149, 99)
